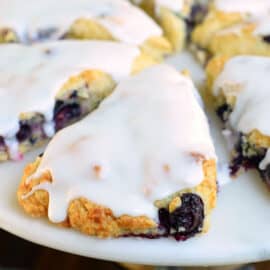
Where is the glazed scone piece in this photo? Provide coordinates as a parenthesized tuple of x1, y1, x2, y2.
(191, 0, 270, 64)
(132, 0, 207, 51)
(18, 64, 217, 241)
(206, 55, 270, 189)
(0, 40, 156, 161)
(0, 0, 172, 61)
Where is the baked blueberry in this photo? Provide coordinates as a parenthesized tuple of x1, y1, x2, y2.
(0, 136, 6, 151)
(16, 123, 32, 142)
(159, 193, 204, 240)
(54, 102, 81, 131)
(263, 35, 270, 43)
(216, 104, 232, 122)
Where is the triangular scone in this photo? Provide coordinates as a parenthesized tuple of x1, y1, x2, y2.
(18, 64, 217, 241)
(0, 0, 172, 60)
(0, 40, 156, 161)
(191, 0, 270, 64)
(206, 55, 270, 190)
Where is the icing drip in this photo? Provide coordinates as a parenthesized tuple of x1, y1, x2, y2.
(0, 0, 162, 45)
(213, 56, 270, 170)
(0, 41, 140, 137)
(25, 64, 216, 223)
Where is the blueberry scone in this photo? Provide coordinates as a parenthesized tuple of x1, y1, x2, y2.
(206, 55, 270, 189)
(0, 0, 172, 61)
(192, 0, 270, 64)
(0, 40, 156, 161)
(18, 65, 217, 241)
(132, 0, 208, 51)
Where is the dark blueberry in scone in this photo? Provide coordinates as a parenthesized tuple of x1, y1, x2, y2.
(229, 136, 245, 175)
(159, 193, 204, 241)
(0, 136, 6, 151)
(190, 4, 208, 25)
(230, 135, 266, 175)
(263, 35, 270, 43)
(158, 208, 171, 233)
(16, 123, 32, 142)
(15, 115, 46, 145)
(36, 27, 59, 41)
(230, 152, 244, 176)
(216, 104, 232, 122)
(53, 101, 81, 131)
(170, 193, 204, 236)
(69, 90, 78, 99)
(185, 4, 208, 36)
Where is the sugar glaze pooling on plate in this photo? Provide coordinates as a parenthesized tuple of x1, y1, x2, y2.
(24, 65, 216, 223)
(213, 56, 270, 169)
(0, 41, 139, 141)
(0, 0, 162, 44)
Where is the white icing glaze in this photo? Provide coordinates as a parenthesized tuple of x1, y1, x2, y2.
(214, 0, 270, 17)
(43, 122, 55, 138)
(254, 16, 270, 36)
(25, 64, 216, 223)
(217, 163, 232, 186)
(155, 0, 183, 14)
(0, 0, 162, 45)
(5, 139, 21, 161)
(213, 56, 270, 169)
(0, 41, 140, 137)
(213, 56, 270, 136)
(259, 149, 270, 170)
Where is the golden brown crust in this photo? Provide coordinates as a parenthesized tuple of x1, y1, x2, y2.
(0, 28, 18, 43)
(209, 23, 270, 58)
(206, 55, 227, 90)
(192, 8, 244, 49)
(67, 18, 115, 41)
(134, 0, 190, 51)
(18, 157, 217, 238)
(132, 50, 159, 74)
(159, 7, 186, 51)
(67, 18, 172, 61)
(192, 5, 270, 60)
(247, 130, 270, 149)
(141, 36, 173, 61)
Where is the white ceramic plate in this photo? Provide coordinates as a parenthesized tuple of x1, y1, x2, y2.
(0, 52, 269, 267)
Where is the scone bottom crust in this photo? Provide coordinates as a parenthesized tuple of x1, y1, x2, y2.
(18, 159, 209, 241)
